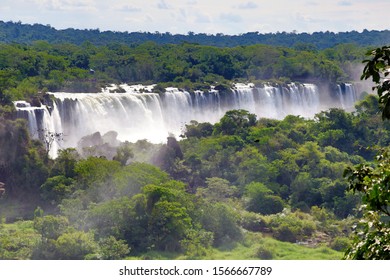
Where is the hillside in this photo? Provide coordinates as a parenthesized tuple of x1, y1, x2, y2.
(1, 20, 390, 49)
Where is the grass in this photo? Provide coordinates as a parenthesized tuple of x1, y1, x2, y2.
(204, 239, 342, 260)
(127, 232, 343, 260)
(0, 219, 343, 260)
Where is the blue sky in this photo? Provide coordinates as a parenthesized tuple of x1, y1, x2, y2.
(1, 0, 389, 34)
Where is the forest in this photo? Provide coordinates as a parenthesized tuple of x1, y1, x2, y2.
(1, 20, 390, 49)
(0, 37, 368, 109)
(0, 25, 390, 259)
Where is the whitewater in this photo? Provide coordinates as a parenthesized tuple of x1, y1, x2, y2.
(14, 83, 358, 158)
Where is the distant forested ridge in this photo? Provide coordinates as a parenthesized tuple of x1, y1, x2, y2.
(1, 20, 390, 49)
(0, 35, 370, 108)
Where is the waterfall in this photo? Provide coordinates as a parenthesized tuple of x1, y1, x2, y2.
(14, 101, 62, 158)
(230, 83, 320, 119)
(14, 101, 40, 139)
(14, 83, 360, 157)
(50, 90, 167, 149)
(336, 83, 358, 111)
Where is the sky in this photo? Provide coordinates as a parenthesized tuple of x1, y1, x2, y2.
(1, 0, 389, 35)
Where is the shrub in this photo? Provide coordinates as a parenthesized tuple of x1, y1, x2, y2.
(268, 211, 316, 243)
(240, 211, 268, 232)
(330, 237, 350, 252)
(254, 244, 274, 259)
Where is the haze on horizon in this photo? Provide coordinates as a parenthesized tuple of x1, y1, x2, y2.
(1, 0, 389, 35)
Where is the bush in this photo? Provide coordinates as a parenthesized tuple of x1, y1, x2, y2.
(244, 182, 284, 215)
(180, 229, 214, 259)
(200, 202, 242, 247)
(99, 236, 130, 259)
(254, 244, 274, 259)
(330, 237, 350, 252)
(268, 211, 316, 243)
(240, 211, 268, 232)
(53, 230, 99, 260)
(273, 225, 297, 243)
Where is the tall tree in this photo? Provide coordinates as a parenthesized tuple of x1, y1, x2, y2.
(344, 46, 390, 259)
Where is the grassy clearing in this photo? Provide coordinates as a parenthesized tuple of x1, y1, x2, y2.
(205, 239, 342, 260)
(129, 232, 343, 260)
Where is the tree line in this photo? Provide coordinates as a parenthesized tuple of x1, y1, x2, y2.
(1, 20, 390, 49)
(0, 40, 367, 113)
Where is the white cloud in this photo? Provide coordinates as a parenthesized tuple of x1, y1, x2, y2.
(116, 4, 142, 13)
(338, 1, 352, 6)
(35, 0, 95, 11)
(157, 0, 170, 10)
(238, 2, 258, 9)
(4, 0, 390, 34)
(195, 12, 211, 24)
(220, 13, 242, 23)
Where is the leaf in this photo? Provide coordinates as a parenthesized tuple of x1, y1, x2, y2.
(382, 99, 390, 120)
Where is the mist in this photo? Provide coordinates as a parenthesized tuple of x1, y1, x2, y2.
(14, 82, 360, 158)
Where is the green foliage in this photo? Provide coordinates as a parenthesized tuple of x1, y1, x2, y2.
(183, 120, 213, 138)
(344, 148, 390, 259)
(180, 229, 213, 258)
(0, 39, 367, 106)
(40, 175, 75, 206)
(114, 162, 169, 196)
(3, 34, 387, 260)
(0, 221, 40, 259)
(200, 202, 242, 247)
(361, 46, 390, 119)
(254, 244, 274, 260)
(197, 177, 238, 202)
(33, 215, 69, 240)
(268, 211, 317, 243)
(330, 237, 351, 252)
(213, 109, 256, 138)
(239, 211, 268, 232)
(244, 182, 284, 215)
(148, 200, 192, 251)
(52, 230, 99, 260)
(74, 157, 122, 188)
(50, 148, 80, 178)
(113, 141, 134, 166)
(98, 236, 130, 260)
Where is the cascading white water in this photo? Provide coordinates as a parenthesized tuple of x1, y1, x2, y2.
(14, 101, 40, 138)
(50, 90, 167, 149)
(230, 83, 321, 119)
(336, 83, 358, 111)
(14, 101, 62, 158)
(14, 83, 360, 157)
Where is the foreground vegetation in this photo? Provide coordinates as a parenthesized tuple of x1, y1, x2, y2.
(1, 91, 387, 259)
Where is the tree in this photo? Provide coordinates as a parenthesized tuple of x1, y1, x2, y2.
(244, 182, 284, 215)
(98, 236, 130, 260)
(113, 141, 134, 166)
(213, 110, 256, 138)
(197, 177, 238, 202)
(40, 128, 63, 156)
(343, 46, 390, 259)
(361, 46, 390, 119)
(52, 230, 99, 260)
(344, 149, 390, 259)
